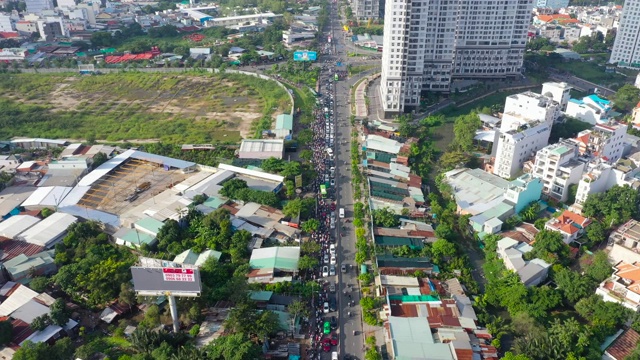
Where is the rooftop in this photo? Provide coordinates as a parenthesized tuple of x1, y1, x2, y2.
(249, 246, 300, 271)
(239, 139, 285, 153)
(606, 328, 640, 360)
(546, 210, 591, 235)
(388, 316, 454, 360)
(364, 135, 403, 155)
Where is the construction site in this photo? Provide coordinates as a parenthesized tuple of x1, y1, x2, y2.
(76, 157, 191, 215)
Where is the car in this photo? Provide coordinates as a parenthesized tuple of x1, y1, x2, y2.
(332, 352, 338, 360)
(339, 208, 345, 218)
(323, 253, 329, 264)
(323, 302, 330, 314)
(330, 316, 337, 330)
(329, 265, 336, 276)
(329, 298, 336, 312)
(330, 255, 336, 265)
(330, 179, 335, 186)
(330, 203, 336, 211)
(322, 338, 332, 352)
(322, 266, 329, 277)
(331, 333, 339, 346)
(330, 166, 336, 172)
(329, 244, 336, 254)
(329, 282, 336, 293)
(341, 264, 347, 273)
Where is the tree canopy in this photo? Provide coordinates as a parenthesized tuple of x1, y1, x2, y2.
(612, 84, 640, 113)
(582, 185, 639, 227)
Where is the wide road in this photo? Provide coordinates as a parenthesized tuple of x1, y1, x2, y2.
(325, 3, 365, 360)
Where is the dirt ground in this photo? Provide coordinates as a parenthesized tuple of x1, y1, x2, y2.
(13, 75, 277, 139)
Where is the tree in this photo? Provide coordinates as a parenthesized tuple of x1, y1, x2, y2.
(31, 314, 50, 331)
(0, 321, 12, 346)
(582, 185, 639, 226)
(120, 282, 137, 310)
(531, 229, 569, 264)
(141, 304, 161, 328)
(280, 161, 301, 179)
(354, 202, 365, 219)
(534, 218, 548, 231)
(430, 239, 457, 263)
(438, 151, 473, 171)
(14, 338, 74, 360)
(301, 219, 320, 233)
(92, 152, 108, 168)
(287, 300, 309, 328)
(207, 333, 261, 360)
(612, 84, 640, 113)
(553, 267, 594, 304)
(301, 240, 321, 255)
(40, 208, 54, 218)
(283, 199, 302, 218)
(452, 112, 481, 152)
(90, 31, 113, 48)
(585, 251, 614, 282)
(372, 207, 399, 227)
(299, 149, 313, 161)
(575, 295, 631, 338)
(520, 203, 539, 222)
(261, 157, 285, 173)
(28, 276, 50, 292)
(298, 255, 319, 270)
(49, 299, 70, 327)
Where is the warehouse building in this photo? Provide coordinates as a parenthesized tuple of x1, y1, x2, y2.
(15, 212, 77, 248)
(239, 139, 285, 160)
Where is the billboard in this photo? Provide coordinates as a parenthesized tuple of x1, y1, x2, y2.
(293, 51, 317, 62)
(131, 266, 202, 297)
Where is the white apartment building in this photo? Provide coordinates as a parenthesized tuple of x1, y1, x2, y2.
(565, 94, 613, 125)
(354, 0, 383, 19)
(532, 140, 587, 202)
(535, 0, 569, 9)
(25, 0, 54, 15)
(379, 0, 534, 115)
(574, 122, 626, 163)
(573, 158, 640, 210)
(57, 0, 76, 9)
(493, 91, 560, 179)
(0, 14, 12, 32)
(541, 81, 571, 111)
(610, 0, 640, 68)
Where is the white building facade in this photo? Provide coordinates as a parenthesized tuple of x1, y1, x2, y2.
(379, 0, 534, 116)
(535, 0, 569, 9)
(532, 140, 587, 202)
(493, 92, 560, 179)
(610, 0, 640, 68)
(0, 14, 12, 32)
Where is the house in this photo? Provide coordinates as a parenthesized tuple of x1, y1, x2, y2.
(573, 122, 626, 163)
(373, 226, 436, 250)
(238, 139, 285, 160)
(387, 316, 455, 360)
(565, 94, 614, 125)
(15, 212, 77, 248)
(247, 247, 300, 283)
(531, 140, 588, 202)
(608, 220, 640, 265)
(173, 249, 222, 268)
(497, 237, 551, 287)
(603, 328, 640, 360)
(274, 114, 294, 139)
(544, 210, 591, 244)
(596, 261, 640, 311)
(2, 250, 56, 284)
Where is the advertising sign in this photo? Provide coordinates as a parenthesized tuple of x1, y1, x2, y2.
(162, 267, 195, 282)
(293, 51, 317, 62)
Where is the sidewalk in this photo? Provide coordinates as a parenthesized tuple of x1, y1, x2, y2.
(353, 73, 381, 117)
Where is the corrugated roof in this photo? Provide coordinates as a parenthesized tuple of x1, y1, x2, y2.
(16, 212, 77, 248)
(21, 186, 72, 207)
(249, 247, 300, 271)
(275, 114, 294, 131)
(0, 215, 40, 239)
(135, 217, 164, 236)
(0, 238, 45, 262)
(388, 316, 454, 360)
(0, 284, 38, 316)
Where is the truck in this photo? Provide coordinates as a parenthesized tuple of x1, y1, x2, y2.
(135, 182, 151, 193)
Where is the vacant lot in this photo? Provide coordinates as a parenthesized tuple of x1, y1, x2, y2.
(0, 72, 291, 143)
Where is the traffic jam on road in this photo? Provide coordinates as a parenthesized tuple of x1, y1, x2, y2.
(306, 47, 355, 359)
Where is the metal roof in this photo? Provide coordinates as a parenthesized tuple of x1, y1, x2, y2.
(239, 139, 285, 154)
(16, 212, 77, 248)
(275, 114, 294, 131)
(249, 247, 300, 271)
(388, 316, 454, 360)
(0, 284, 38, 316)
(0, 215, 40, 239)
(21, 186, 72, 207)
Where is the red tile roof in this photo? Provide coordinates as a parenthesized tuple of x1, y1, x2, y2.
(454, 348, 474, 360)
(0, 32, 19, 39)
(607, 329, 640, 360)
(0, 238, 45, 262)
(547, 210, 591, 235)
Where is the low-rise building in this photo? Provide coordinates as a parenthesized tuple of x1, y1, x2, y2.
(238, 139, 285, 160)
(173, 249, 222, 268)
(15, 212, 77, 248)
(247, 246, 300, 283)
(603, 328, 640, 360)
(565, 94, 614, 125)
(596, 261, 640, 311)
(607, 220, 640, 265)
(574, 122, 626, 163)
(544, 210, 591, 244)
(497, 237, 551, 287)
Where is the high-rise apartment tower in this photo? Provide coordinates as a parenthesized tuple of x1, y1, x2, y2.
(379, 0, 534, 116)
(610, 0, 640, 68)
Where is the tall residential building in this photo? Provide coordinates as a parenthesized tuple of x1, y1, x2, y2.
(535, 0, 569, 10)
(574, 122, 627, 163)
(531, 140, 587, 202)
(354, 0, 383, 20)
(25, 0, 54, 15)
(0, 14, 12, 32)
(493, 91, 560, 179)
(610, 0, 640, 68)
(379, 0, 534, 115)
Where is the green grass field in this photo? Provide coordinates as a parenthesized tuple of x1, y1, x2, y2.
(0, 72, 291, 143)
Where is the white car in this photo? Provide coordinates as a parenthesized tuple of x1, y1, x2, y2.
(330, 255, 336, 265)
(323, 302, 330, 314)
(324, 254, 329, 264)
(322, 266, 329, 277)
(329, 265, 336, 276)
(329, 244, 336, 255)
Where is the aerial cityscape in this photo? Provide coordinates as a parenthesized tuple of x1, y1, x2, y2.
(0, 0, 638, 359)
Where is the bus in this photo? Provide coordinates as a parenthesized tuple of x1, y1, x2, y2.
(334, 73, 339, 81)
(320, 184, 327, 198)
